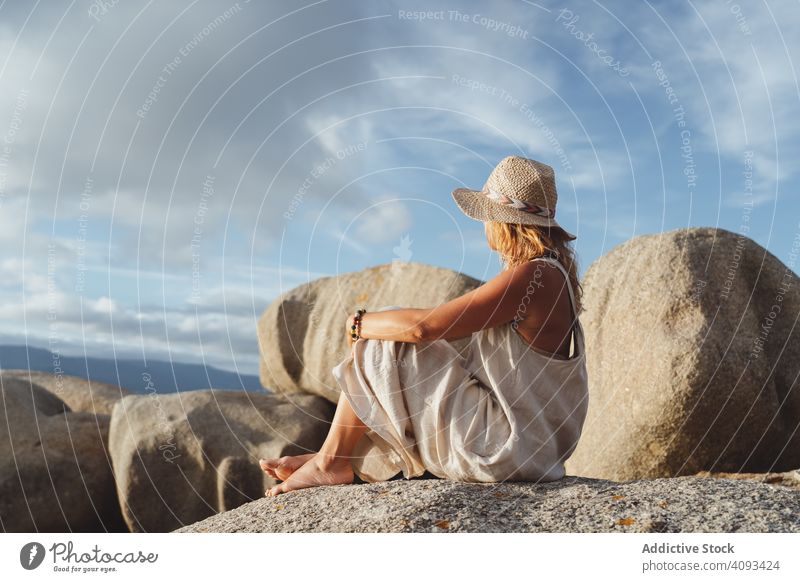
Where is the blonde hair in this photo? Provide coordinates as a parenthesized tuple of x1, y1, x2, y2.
(484, 221, 583, 314)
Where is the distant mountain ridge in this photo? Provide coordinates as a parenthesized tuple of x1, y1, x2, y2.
(0, 344, 263, 394)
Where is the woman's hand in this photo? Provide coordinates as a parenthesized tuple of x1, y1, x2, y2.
(345, 314, 356, 347)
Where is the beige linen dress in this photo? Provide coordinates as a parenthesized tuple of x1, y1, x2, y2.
(331, 256, 589, 483)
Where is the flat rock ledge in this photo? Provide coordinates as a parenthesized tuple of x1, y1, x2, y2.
(174, 474, 800, 533)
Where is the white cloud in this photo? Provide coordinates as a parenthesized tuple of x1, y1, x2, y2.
(353, 198, 412, 244)
(91, 295, 118, 314)
(0, 283, 262, 373)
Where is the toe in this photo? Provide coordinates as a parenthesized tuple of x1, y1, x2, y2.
(259, 459, 278, 477)
(265, 483, 286, 496)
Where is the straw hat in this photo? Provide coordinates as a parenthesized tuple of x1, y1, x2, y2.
(451, 155, 576, 239)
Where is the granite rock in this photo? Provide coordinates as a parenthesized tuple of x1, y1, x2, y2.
(108, 389, 335, 532)
(174, 473, 800, 533)
(0, 376, 127, 532)
(566, 227, 800, 480)
(257, 262, 482, 402)
(2, 370, 130, 415)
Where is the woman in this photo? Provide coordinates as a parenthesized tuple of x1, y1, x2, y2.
(260, 155, 589, 496)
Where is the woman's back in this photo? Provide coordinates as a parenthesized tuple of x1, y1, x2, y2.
(508, 256, 580, 360)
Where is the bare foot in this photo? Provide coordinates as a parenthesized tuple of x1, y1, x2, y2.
(259, 453, 315, 482)
(265, 453, 354, 496)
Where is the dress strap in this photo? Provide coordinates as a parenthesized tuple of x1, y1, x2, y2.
(529, 256, 584, 356)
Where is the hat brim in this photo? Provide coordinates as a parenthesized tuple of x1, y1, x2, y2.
(451, 187, 577, 240)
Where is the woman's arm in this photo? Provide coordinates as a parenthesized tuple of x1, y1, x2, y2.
(347, 307, 430, 344)
(348, 261, 551, 343)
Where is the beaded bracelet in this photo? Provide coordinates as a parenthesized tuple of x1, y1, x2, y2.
(350, 308, 367, 342)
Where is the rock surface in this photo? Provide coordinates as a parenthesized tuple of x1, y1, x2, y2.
(257, 261, 482, 402)
(694, 468, 800, 490)
(0, 376, 127, 532)
(566, 227, 800, 481)
(174, 474, 800, 533)
(109, 389, 335, 532)
(2, 370, 130, 415)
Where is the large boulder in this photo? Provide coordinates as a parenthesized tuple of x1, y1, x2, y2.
(108, 389, 335, 532)
(258, 261, 483, 401)
(174, 474, 800, 533)
(2, 370, 130, 415)
(0, 376, 127, 532)
(566, 227, 800, 480)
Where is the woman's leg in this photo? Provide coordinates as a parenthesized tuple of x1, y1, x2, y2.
(264, 390, 368, 496)
(262, 306, 402, 493)
(317, 389, 370, 465)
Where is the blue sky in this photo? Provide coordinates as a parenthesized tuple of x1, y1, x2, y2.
(1, 0, 798, 376)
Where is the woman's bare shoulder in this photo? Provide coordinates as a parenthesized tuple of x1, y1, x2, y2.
(504, 258, 563, 285)
(474, 261, 563, 313)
